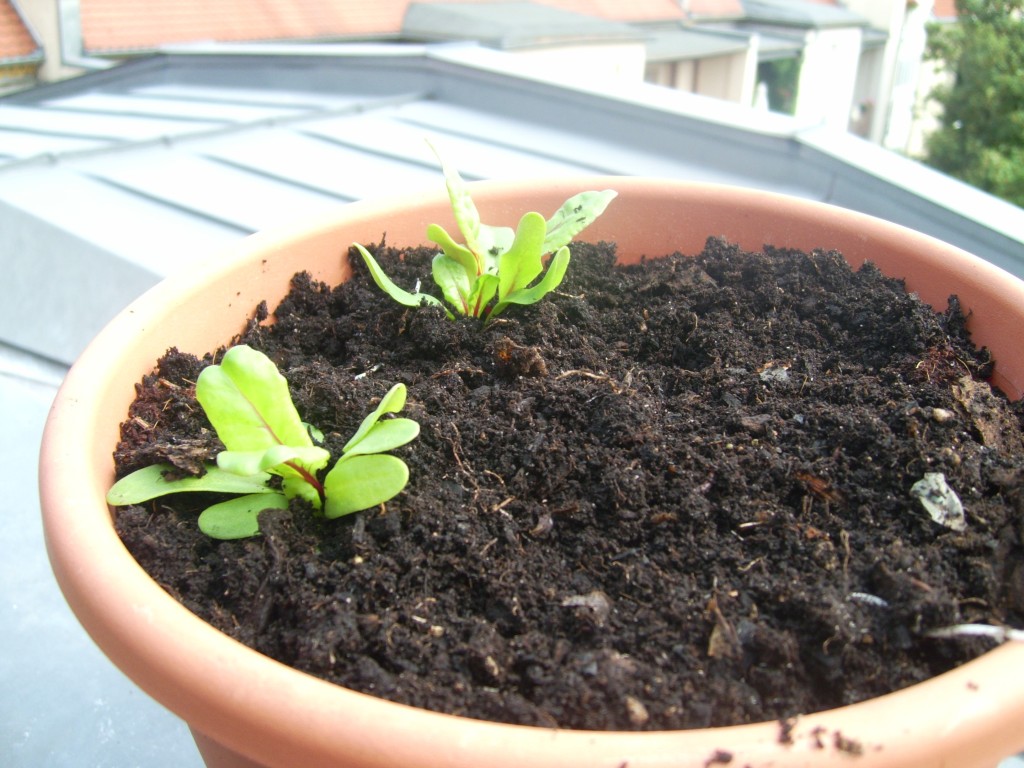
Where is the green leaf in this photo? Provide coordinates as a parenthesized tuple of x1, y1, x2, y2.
(427, 224, 478, 278)
(198, 492, 290, 540)
(353, 243, 451, 316)
(490, 245, 571, 320)
(468, 273, 500, 318)
(431, 253, 473, 314)
(476, 223, 515, 271)
(343, 383, 408, 452)
(543, 190, 618, 254)
(342, 418, 420, 458)
(305, 422, 325, 444)
(106, 463, 275, 506)
(217, 445, 330, 477)
(365, 143, 615, 321)
(428, 140, 484, 261)
(282, 475, 324, 508)
(498, 211, 547, 299)
(196, 345, 310, 452)
(322, 454, 410, 519)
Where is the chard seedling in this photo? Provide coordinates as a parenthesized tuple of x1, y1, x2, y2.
(107, 345, 419, 540)
(354, 144, 616, 322)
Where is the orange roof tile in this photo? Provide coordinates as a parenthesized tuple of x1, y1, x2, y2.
(684, 0, 745, 17)
(0, 0, 40, 61)
(539, 0, 685, 22)
(80, 0, 686, 53)
(932, 0, 958, 19)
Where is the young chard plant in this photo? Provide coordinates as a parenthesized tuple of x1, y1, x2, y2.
(354, 144, 616, 322)
(106, 345, 419, 540)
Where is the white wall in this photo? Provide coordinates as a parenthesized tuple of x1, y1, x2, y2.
(795, 26, 864, 131)
(883, 0, 941, 155)
(511, 42, 647, 85)
(645, 49, 756, 106)
(905, 55, 950, 158)
(846, 0, 907, 143)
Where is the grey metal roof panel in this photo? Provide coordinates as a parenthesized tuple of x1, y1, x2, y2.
(697, 21, 804, 57)
(195, 127, 441, 200)
(740, 0, 869, 29)
(68, 148, 348, 232)
(298, 110, 591, 179)
(128, 83, 375, 110)
(756, 33, 804, 58)
(41, 92, 311, 123)
(0, 127, 108, 160)
(0, 102, 222, 143)
(0, 165, 244, 267)
(402, 2, 643, 50)
(381, 98, 782, 190)
(644, 27, 751, 62)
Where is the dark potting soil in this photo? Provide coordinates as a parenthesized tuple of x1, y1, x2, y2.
(113, 238, 1024, 732)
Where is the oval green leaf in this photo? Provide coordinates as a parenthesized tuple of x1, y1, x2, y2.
(106, 463, 275, 506)
(343, 418, 420, 458)
(196, 345, 312, 453)
(322, 454, 410, 519)
(198, 492, 290, 540)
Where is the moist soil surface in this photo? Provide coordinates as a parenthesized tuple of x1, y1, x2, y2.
(114, 238, 1024, 733)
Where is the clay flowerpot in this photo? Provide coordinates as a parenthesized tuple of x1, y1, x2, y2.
(40, 179, 1024, 768)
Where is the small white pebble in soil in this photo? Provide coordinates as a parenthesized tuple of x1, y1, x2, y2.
(911, 472, 966, 531)
(625, 695, 650, 726)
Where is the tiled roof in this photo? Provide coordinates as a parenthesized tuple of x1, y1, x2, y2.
(684, 0, 745, 17)
(403, 3, 645, 48)
(933, 0, 959, 19)
(740, 0, 868, 29)
(540, 0, 685, 22)
(80, 0, 685, 53)
(80, 0, 413, 52)
(0, 0, 40, 63)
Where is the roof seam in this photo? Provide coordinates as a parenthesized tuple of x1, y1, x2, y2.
(199, 152, 359, 203)
(291, 129, 448, 177)
(80, 170, 255, 234)
(0, 90, 433, 169)
(38, 104, 233, 126)
(390, 114, 617, 175)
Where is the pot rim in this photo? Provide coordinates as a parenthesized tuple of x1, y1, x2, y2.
(39, 178, 1024, 768)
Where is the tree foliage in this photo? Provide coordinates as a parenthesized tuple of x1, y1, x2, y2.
(924, 0, 1024, 208)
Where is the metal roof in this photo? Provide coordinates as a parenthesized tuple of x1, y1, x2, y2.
(2, 42, 1022, 365)
(642, 24, 751, 62)
(739, 0, 869, 29)
(402, 2, 644, 49)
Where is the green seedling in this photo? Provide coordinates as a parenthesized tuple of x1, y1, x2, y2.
(354, 144, 616, 322)
(107, 345, 419, 539)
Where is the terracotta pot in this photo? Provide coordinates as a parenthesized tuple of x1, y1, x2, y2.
(40, 179, 1024, 768)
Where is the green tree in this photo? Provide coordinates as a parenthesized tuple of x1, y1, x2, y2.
(924, 0, 1024, 208)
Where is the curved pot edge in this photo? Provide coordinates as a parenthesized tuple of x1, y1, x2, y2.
(39, 178, 1024, 768)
